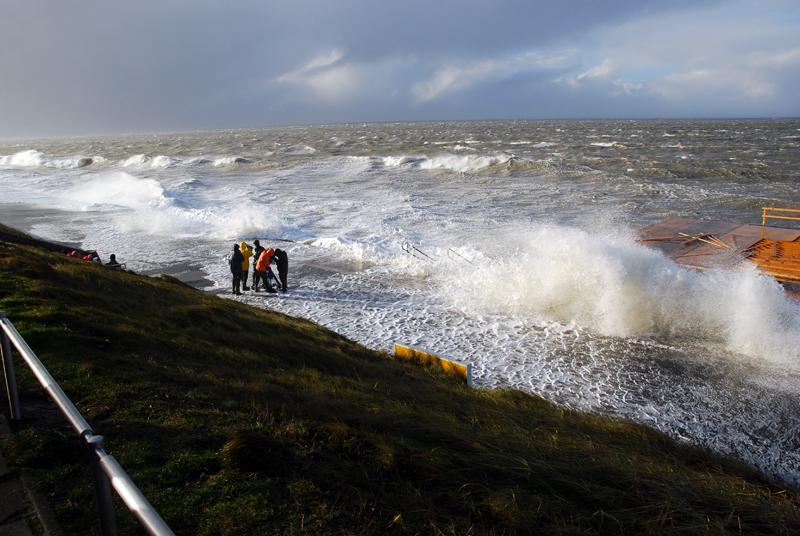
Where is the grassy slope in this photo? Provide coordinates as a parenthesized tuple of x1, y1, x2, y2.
(0, 235, 799, 535)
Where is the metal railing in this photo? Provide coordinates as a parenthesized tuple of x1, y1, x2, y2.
(0, 311, 175, 536)
(762, 206, 800, 226)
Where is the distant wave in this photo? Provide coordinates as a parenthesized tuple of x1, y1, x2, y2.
(120, 154, 179, 169)
(382, 153, 514, 173)
(213, 156, 252, 166)
(119, 154, 253, 169)
(377, 152, 584, 175)
(284, 144, 317, 156)
(508, 141, 556, 148)
(0, 151, 257, 171)
(590, 141, 626, 148)
(0, 149, 97, 169)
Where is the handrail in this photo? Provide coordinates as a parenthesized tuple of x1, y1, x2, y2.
(0, 317, 92, 436)
(0, 311, 175, 536)
(762, 206, 800, 226)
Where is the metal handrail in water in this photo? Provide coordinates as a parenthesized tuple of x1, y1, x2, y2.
(762, 206, 800, 226)
(0, 311, 174, 536)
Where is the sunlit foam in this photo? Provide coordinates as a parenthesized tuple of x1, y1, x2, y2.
(437, 224, 800, 366)
(382, 153, 513, 173)
(0, 149, 95, 169)
(65, 172, 170, 209)
(120, 154, 179, 168)
(62, 171, 282, 241)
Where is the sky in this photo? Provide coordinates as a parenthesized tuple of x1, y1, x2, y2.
(1, 0, 798, 137)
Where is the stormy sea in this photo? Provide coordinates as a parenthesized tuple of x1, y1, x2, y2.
(2, 119, 799, 484)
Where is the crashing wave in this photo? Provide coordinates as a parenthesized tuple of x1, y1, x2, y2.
(213, 156, 252, 166)
(382, 153, 513, 173)
(120, 154, 180, 168)
(440, 224, 800, 366)
(0, 149, 97, 169)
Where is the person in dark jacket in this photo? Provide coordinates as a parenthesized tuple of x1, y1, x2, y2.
(274, 248, 289, 292)
(252, 239, 265, 290)
(230, 244, 244, 295)
(106, 254, 122, 270)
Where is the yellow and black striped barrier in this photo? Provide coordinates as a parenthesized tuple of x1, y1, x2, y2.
(394, 344, 472, 387)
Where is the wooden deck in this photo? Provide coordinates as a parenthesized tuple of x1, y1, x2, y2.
(639, 217, 800, 285)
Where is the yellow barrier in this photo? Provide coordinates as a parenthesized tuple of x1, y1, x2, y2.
(762, 206, 800, 226)
(394, 344, 472, 387)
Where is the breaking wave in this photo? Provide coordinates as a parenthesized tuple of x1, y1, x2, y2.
(213, 156, 252, 166)
(118, 154, 252, 169)
(0, 149, 96, 169)
(440, 224, 800, 366)
(61, 171, 282, 240)
(382, 153, 514, 173)
(121, 154, 179, 168)
(65, 172, 171, 209)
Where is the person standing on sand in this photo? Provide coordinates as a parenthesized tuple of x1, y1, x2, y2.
(240, 241, 253, 291)
(230, 244, 244, 295)
(274, 248, 289, 292)
(252, 239, 264, 289)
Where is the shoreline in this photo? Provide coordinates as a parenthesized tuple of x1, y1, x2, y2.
(2, 223, 800, 533)
(2, 219, 796, 489)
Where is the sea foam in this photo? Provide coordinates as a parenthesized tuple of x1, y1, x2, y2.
(0, 149, 95, 169)
(65, 172, 171, 209)
(382, 153, 513, 173)
(440, 224, 800, 366)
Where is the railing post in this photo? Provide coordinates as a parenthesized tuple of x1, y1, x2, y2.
(0, 311, 22, 421)
(88, 434, 118, 536)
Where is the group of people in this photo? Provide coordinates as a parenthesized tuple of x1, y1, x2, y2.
(229, 240, 288, 295)
(65, 250, 124, 270)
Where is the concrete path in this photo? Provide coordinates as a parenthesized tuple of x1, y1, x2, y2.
(0, 443, 33, 536)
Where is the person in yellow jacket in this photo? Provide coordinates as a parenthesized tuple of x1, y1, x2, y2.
(240, 241, 254, 291)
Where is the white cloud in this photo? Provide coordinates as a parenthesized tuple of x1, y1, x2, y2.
(576, 58, 615, 82)
(651, 46, 800, 101)
(568, 1, 800, 106)
(412, 50, 575, 103)
(276, 49, 361, 101)
(559, 58, 645, 96)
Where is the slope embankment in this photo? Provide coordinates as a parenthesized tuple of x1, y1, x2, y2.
(0, 225, 798, 535)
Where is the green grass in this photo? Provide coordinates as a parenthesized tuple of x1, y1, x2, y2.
(1, 231, 799, 535)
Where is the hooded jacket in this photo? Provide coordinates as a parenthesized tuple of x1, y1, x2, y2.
(255, 247, 275, 272)
(240, 241, 253, 271)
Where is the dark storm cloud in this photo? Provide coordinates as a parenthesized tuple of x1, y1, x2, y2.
(1, 0, 795, 137)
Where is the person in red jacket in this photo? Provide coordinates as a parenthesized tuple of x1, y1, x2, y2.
(253, 247, 277, 293)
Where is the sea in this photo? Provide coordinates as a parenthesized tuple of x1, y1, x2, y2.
(2, 119, 800, 484)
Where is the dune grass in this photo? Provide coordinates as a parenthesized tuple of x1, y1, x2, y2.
(0, 231, 799, 535)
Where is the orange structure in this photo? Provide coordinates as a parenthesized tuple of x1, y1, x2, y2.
(639, 207, 800, 286)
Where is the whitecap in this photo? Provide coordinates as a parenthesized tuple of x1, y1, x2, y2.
(438, 224, 800, 366)
(0, 149, 96, 169)
(590, 141, 625, 148)
(212, 156, 251, 166)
